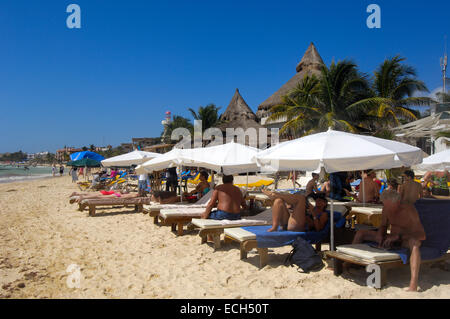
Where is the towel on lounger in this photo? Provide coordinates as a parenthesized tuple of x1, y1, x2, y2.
(363, 199, 450, 264)
(242, 211, 345, 248)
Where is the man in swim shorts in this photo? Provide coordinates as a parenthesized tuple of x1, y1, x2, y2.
(201, 174, 247, 220)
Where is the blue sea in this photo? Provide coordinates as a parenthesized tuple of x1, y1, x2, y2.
(0, 165, 54, 183)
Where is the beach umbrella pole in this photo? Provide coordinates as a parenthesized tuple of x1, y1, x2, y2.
(292, 170, 296, 191)
(179, 165, 183, 203)
(329, 173, 335, 251)
(330, 198, 335, 251)
(246, 172, 249, 190)
(362, 171, 366, 207)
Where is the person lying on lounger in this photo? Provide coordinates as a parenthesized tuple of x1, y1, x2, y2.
(262, 190, 328, 232)
(69, 190, 142, 203)
(151, 171, 211, 204)
(201, 174, 247, 220)
(351, 189, 426, 292)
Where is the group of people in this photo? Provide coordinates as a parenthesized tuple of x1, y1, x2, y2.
(149, 170, 211, 203)
(51, 165, 65, 177)
(72, 163, 447, 292)
(304, 168, 449, 205)
(258, 168, 445, 292)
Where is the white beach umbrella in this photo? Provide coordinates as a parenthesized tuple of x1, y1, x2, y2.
(254, 128, 424, 251)
(136, 147, 191, 202)
(136, 148, 188, 173)
(255, 129, 423, 173)
(101, 150, 161, 167)
(414, 149, 450, 171)
(178, 141, 260, 175)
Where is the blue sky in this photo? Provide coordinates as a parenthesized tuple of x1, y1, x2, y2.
(0, 0, 449, 153)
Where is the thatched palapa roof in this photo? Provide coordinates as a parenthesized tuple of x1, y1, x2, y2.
(216, 89, 268, 146)
(256, 42, 325, 119)
(218, 88, 263, 131)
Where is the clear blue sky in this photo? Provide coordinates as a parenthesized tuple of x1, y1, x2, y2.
(1, 0, 448, 153)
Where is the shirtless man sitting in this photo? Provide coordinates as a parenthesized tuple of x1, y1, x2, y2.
(201, 175, 247, 220)
(398, 170, 422, 204)
(352, 189, 426, 292)
(262, 190, 328, 232)
(357, 170, 380, 203)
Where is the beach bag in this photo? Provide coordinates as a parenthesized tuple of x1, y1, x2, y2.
(285, 237, 324, 273)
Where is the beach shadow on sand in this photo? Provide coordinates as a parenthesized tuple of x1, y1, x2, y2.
(324, 258, 450, 291)
(88, 209, 141, 218)
(243, 251, 293, 269)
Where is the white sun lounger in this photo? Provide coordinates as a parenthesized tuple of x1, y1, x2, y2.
(158, 207, 207, 236)
(190, 208, 273, 249)
(336, 244, 401, 262)
(143, 190, 213, 224)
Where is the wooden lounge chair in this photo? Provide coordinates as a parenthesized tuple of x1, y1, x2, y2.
(346, 206, 383, 228)
(224, 205, 349, 268)
(158, 207, 206, 236)
(143, 189, 213, 224)
(79, 197, 151, 216)
(325, 198, 450, 289)
(191, 209, 273, 250)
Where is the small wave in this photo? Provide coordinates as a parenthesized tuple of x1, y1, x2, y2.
(0, 174, 54, 184)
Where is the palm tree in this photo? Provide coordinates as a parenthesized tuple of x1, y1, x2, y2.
(355, 55, 431, 130)
(188, 103, 221, 131)
(162, 115, 194, 143)
(269, 60, 373, 137)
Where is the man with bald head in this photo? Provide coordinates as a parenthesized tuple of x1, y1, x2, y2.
(352, 189, 426, 292)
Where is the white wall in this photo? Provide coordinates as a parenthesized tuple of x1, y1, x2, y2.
(435, 137, 450, 153)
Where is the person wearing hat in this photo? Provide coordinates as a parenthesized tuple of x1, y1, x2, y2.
(398, 170, 423, 204)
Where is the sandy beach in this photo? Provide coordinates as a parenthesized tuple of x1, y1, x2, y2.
(0, 176, 449, 299)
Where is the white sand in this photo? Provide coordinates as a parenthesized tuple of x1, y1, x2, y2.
(0, 176, 449, 299)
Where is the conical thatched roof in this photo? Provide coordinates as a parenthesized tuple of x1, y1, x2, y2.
(256, 43, 324, 119)
(217, 89, 265, 138)
(220, 88, 258, 122)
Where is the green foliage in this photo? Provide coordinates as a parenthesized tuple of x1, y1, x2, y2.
(373, 129, 395, 140)
(97, 146, 127, 158)
(161, 115, 194, 143)
(0, 151, 27, 162)
(269, 60, 373, 137)
(436, 131, 450, 139)
(270, 56, 431, 137)
(356, 55, 431, 129)
(188, 103, 221, 131)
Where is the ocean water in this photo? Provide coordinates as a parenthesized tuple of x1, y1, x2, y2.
(0, 165, 54, 183)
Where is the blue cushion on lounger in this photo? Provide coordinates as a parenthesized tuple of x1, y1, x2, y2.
(364, 199, 450, 264)
(415, 199, 450, 258)
(242, 211, 344, 249)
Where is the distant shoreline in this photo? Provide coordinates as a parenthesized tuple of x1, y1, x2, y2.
(0, 174, 57, 184)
